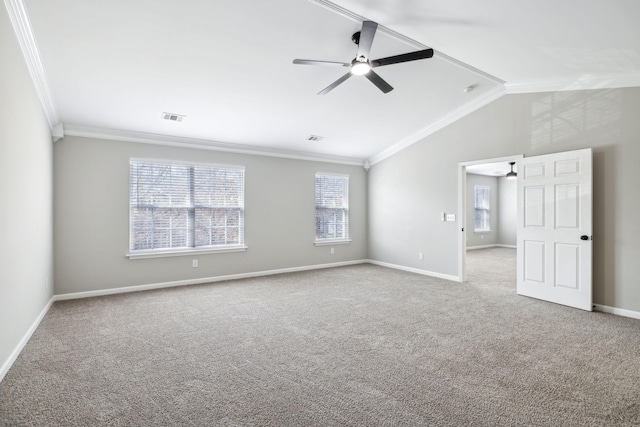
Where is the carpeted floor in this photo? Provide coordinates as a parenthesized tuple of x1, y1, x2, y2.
(465, 246, 517, 289)
(1, 249, 639, 426)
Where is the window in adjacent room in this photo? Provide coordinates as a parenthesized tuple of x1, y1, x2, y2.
(474, 185, 490, 232)
(315, 173, 349, 243)
(129, 159, 245, 255)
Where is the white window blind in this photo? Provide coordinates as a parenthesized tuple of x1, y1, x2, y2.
(315, 173, 349, 241)
(474, 185, 490, 232)
(129, 160, 244, 252)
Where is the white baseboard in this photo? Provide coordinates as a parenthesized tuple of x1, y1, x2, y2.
(467, 244, 516, 250)
(466, 244, 495, 250)
(54, 260, 368, 301)
(0, 297, 54, 383)
(367, 259, 460, 282)
(593, 304, 640, 320)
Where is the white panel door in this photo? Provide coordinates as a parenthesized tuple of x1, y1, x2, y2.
(517, 148, 592, 311)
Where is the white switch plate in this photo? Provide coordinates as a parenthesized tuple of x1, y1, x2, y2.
(446, 213, 456, 222)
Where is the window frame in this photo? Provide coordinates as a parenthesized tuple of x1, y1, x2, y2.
(127, 158, 247, 259)
(474, 184, 491, 233)
(314, 172, 351, 245)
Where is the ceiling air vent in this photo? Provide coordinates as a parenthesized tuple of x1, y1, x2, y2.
(307, 135, 324, 142)
(162, 112, 186, 122)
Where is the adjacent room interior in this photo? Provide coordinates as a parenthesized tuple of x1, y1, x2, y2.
(2, 0, 640, 425)
(463, 159, 518, 284)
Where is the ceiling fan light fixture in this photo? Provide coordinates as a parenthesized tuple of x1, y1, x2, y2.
(351, 61, 371, 75)
(505, 161, 517, 179)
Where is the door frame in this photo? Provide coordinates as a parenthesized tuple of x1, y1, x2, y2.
(457, 154, 523, 282)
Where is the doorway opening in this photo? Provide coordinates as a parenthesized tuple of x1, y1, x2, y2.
(457, 155, 522, 285)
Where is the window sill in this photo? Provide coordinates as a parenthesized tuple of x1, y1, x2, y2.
(474, 230, 492, 234)
(126, 245, 248, 260)
(314, 239, 352, 246)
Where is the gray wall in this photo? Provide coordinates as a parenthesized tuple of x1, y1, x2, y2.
(369, 88, 640, 313)
(465, 174, 498, 248)
(0, 7, 54, 377)
(497, 177, 517, 246)
(53, 136, 367, 294)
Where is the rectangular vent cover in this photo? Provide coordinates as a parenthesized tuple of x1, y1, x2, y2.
(162, 112, 186, 122)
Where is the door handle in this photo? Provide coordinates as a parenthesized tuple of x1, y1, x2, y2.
(580, 235, 590, 241)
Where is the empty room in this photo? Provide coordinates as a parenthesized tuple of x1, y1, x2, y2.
(1, 0, 640, 425)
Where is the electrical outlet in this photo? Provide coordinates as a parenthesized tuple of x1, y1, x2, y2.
(192, 259, 198, 268)
(330, 247, 335, 255)
(418, 252, 424, 260)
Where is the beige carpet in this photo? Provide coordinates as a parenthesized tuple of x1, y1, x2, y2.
(1, 251, 639, 426)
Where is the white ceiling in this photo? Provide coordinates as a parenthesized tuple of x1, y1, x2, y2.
(14, 0, 640, 164)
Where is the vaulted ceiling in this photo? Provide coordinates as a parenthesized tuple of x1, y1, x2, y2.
(9, 0, 640, 165)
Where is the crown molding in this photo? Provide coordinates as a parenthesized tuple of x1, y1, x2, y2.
(368, 84, 506, 166)
(4, 0, 58, 129)
(505, 74, 640, 94)
(434, 51, 504, 86)
(63, 124, 366, 166)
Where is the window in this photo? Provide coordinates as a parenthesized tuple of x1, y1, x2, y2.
(474, 185, 490, 232)
(129, 159, 244, 255)
(315, 173, 349, 242)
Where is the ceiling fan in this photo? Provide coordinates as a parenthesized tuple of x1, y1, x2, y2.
(293, 20, 434, 95)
